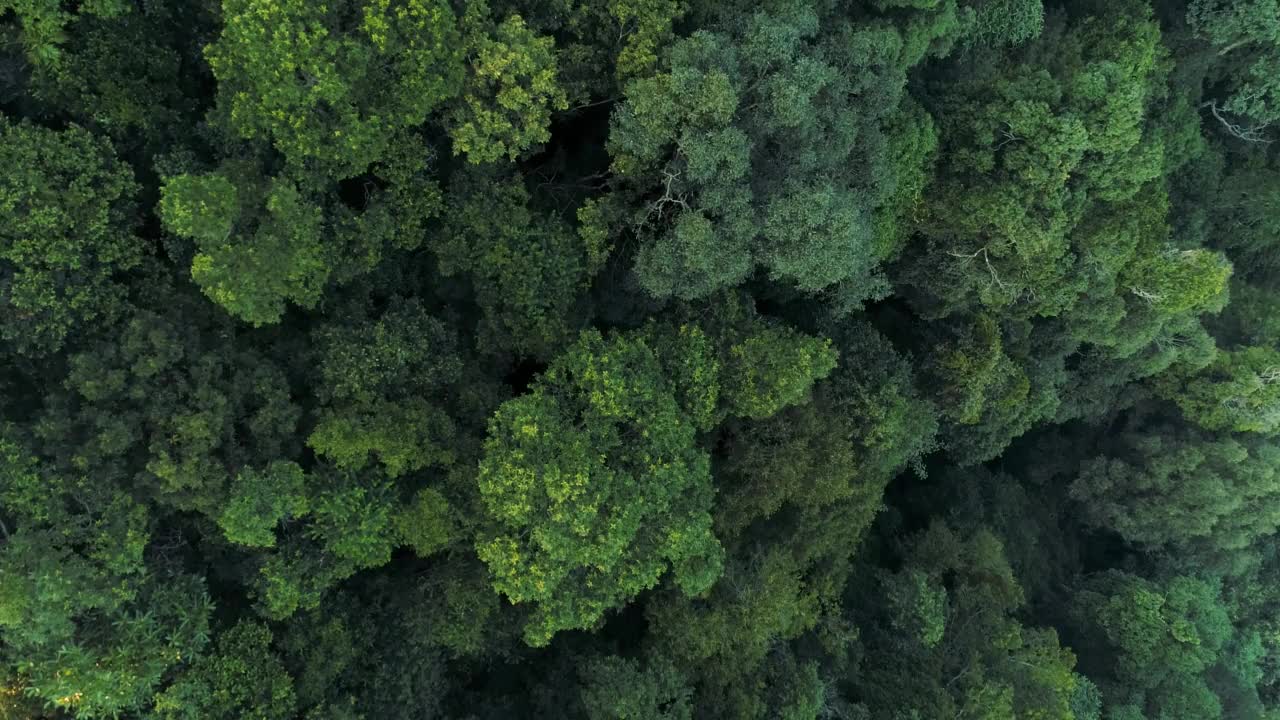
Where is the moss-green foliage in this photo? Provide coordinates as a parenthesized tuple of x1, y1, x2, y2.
(852, 523, 1080, 720)
(604, 0, 949, 300)
(909, 0, 1185, 321)
(392, 487, 455, 557)
(436, 168, 594, 357)
(1072, 425, 1280, 558)
(1156, 346, 1280, 434)
(0, 0, 131, 66)
(307, 300, 460, 478)
(1069, 571, 1247, 718)
(218, 461, 309, 547)
(153, 621, 296, 720)
(163, 172, 329, 324)
(1187, 0, 1280, 128)
(491, 0, 686, 103)
(0, 118, 140, 354)
(578, 656, 693, 720)
(0, 429, 213, 719)
(3, 1, 1280, 718)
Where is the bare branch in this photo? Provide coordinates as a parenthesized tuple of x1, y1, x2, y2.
(1202, 100, 1274, 145)
(994, 122, 1021, 149)
(1130, 287, 1164, 304)
(947, 246, 1007, 291)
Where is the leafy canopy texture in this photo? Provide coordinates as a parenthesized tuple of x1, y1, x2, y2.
(4, 0, 1280, 718)
(0, 118, 140, 355)
(477, 321, 834, 645)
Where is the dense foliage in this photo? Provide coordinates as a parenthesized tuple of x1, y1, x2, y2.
(1, 1, 1278, 718)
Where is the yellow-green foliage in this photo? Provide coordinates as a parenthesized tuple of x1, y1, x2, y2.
(205, 0, 464, 176)
(449, 2, 568, 163)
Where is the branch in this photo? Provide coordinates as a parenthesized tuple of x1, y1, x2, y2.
(1130, 286, 1164, 305)
(566, 96, 620, 113)
(638, 167, 690, 227)
(947, 246, 1007, 291)
(1218, 37, 1253, 56)
(994, 122, 1021, 149)
(1201, 100, 1274, 144)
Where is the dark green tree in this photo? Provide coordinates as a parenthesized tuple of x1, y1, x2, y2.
(0, 118, 140, 354)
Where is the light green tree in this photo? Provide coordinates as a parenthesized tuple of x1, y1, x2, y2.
(204, 0, 463, 177)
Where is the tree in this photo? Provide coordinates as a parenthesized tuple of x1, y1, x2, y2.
(1156, 346, 1280, 435)
(578, 656, 693, 720)
(447, 1, 568, 163)
(905, 0, 1174, 321)
(307, 300, 461, 477)
(23, 2, 204, 137)
(476, 308, 836, 646)
(1071, 424, 1280, 559)
(203, 0, 463, 178)
(603, 1, 951, 300)
(962, 0, 1044, 47)
(641, 319, 929, 718)
(1068, 571, 1246, 719)
(159, 147, 443, 325)
(161, 171, 329, 325)
(0, 0, 131, 66)
(40, 303, 301, 516)
(7, 1, 1280, 717)
(0, 429, 213, 719)
(475, 328, 724, 646)
(436, 168, 601, 358)
(896, 0, 1233, 461)
(494, 0, 686, 102)
(218, 461, 310, 548)
(851, 522, 1080, 720)
(0, 118, 140, 354)
(1187, 0, 1280, 135)
(1211, 165, 1280, 282)
(1216, 280, 1280, 348)
(153, 621, 297, 720)
(713, 319, 936, 539)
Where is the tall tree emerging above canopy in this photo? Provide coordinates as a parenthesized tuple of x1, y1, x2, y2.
(475, 327, 726, 646)
(475, 303, 835, 646)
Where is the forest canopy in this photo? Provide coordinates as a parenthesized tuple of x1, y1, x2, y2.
(1, 0, 1279, 718)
